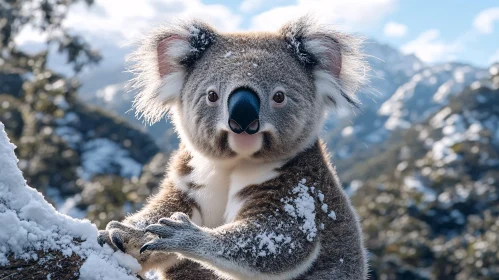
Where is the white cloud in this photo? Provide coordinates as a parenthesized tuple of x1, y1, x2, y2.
(249, 0, 398, 31)
(63, 0, 243, 45)
(383, 21, 407, 37)
(401, 29, 462, 63)
(490, 49, 499, 64)
(240, 0, 265, 13)
(473, 7, 499, 34)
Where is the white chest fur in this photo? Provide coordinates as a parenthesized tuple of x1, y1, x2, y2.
(223, 161, 282, 223)
(172, 153, 282, 228)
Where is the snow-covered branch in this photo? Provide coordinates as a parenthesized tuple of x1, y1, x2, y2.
(0, 122, 141, 279)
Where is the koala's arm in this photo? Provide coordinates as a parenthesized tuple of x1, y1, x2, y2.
(143, 206, 320, 279)
(97, 180, 197, 273)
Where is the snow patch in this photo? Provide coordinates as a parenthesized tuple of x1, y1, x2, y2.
(55, 126, 82, 149)
(54, 95, 69, 110)
(346, 180, 363, 197)
(328, 211, 337, 220)
(79, 138, 142, 181)
(255, 232, 292, 256)
(404, 176, 436, 202)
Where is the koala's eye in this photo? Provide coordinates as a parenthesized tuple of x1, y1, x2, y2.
(272, 91, 285, 104)
(207, 91, 219, 103)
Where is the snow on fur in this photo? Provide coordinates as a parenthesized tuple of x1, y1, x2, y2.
(281, 179, 338, 241)
(0, 122, 141, 279)
(219, 221, 294, 259)
(281, 179, 318, 242)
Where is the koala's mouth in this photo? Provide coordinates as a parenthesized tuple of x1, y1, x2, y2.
(227, 132, 263, 156)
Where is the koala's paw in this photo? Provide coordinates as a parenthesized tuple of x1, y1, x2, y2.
(141, 212, 205, 254)
(97, 221, 153, 259)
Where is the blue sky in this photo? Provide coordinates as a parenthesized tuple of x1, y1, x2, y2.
(204, 0, 499, 67)
(16, 0, 499, 68)
(374, 0, 499, 67)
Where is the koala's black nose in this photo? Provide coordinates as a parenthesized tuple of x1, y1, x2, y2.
(228, 88, 260, 135)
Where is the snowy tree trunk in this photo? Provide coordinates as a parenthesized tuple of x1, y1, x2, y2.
(0, 122, 142, 280)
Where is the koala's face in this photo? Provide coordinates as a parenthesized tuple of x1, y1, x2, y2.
(129, 18, 366, 162)
(178, 35, 322, 161)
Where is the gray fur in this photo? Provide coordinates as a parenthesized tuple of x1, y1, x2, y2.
(144, 142, 367, 280)
(99, 16, 369, 280)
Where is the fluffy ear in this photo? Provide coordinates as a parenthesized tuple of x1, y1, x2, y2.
(280, 16, 368, 110)
(127, 20, 216, 124)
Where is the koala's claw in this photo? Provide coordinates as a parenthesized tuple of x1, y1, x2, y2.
(111, 232, 126, 253)
(97, 229, 121, 251)
(97, 232, 106, 247)
(139, 239, 174, 254)
(140, 244, 150, 254)
(96, 221, 150, 256)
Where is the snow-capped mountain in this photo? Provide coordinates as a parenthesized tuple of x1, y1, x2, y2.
(324, 61, 489, 173)
(379, 63, 489, 130)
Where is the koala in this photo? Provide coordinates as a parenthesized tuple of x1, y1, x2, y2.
(97, 16, 369, 280)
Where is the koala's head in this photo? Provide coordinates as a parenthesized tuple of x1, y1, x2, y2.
(129, 17, 367, 162)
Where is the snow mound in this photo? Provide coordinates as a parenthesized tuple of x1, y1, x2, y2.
(0, 122, 141, 279)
